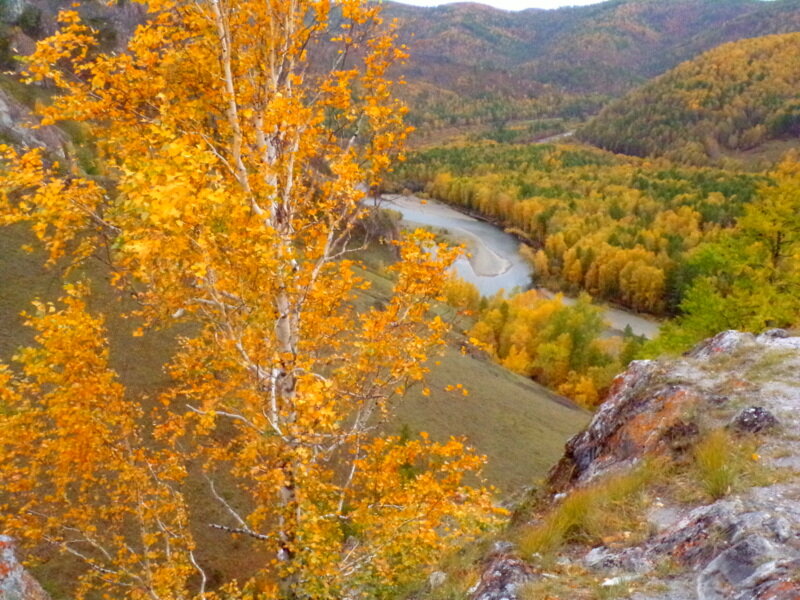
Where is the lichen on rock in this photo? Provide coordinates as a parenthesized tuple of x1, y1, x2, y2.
(0, 536, 50, 600)
(470, 330, 800, 600)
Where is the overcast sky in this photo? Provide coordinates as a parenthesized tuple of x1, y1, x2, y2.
(395, 0, 607, 10)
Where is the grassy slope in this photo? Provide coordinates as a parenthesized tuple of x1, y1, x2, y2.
(0, 103, 588, 587)
(395, 347, 588, 493)
(2, 229, 588, 595)
(1, 230, 588, 496)
(356, 243, 590, 492)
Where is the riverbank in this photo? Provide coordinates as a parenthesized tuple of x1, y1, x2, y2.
(381, 193, 533, 298)
(382, 194, 513, 277)
(380, 193, 662, 339)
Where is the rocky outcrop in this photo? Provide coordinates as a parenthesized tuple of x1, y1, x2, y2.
(0, 0, 146, 160)
(0, 87, 66, 158)
(731, 406, 779, 434)
(0, 537, 50, 600)
(550, 330, 800, 491)
(471, 330, 800, 600)
(1, 0, 145, 52)
(468, 544, 534, 600)
(0, 0, 25, 23)
(605, 486, 800, 599)
(548, 359, 703, 490)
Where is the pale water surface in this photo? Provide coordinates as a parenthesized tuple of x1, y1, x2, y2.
(380, 194, 661, 339)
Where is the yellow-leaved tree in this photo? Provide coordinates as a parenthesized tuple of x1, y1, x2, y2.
(0, 1, 501, 598)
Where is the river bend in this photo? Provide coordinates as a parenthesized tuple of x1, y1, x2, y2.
(380, 194, 661, 339)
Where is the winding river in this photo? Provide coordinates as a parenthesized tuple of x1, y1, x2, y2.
(380, 194, 662, 339)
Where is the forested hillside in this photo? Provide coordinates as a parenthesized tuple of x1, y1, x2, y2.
(2, 0, 800, 142)
(389, 142, 763, 315)
(383, 0, 800, 132)
(579, 32, 800, 164)
(393, 138, 800, 356)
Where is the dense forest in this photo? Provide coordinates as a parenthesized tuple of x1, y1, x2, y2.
(444, 285, 643, 407)
(391, 140, 800, 355)
(579, 33, 800, 164)
(649, 156, 800, 353)
(389, 143, 763, 315)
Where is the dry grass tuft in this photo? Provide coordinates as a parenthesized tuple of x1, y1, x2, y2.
(517, 463, 659, 560)
(693, 428, 739, 499)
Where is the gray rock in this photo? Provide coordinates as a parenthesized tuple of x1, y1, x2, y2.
(492, 541, 515, 554)
(428, 571, 446, 589)
(601, 574, 638, 587)
(0, 0, 24, 23)
(741, 558, 800, 600)
(687, 330, 755, 359)
(731, 406, 780, 434)
(0, 88, 67, 159)
(697, 535, 776, 599)
(760, 329, 790, 340)
(767, 516, 792, 543)
(469, 553, 534, 600)
(548, 360, 703, 489)
(0, 536, 51, 600)
(647, 503, 683, 532)
(584, 546, 614, 570)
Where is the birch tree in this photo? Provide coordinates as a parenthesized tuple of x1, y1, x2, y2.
(0, 1, 501, 597)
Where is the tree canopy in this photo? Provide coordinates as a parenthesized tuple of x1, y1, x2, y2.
(578, 33, 800, 165)
(0, 1, 502, 597)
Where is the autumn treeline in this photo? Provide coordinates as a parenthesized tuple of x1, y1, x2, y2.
(649, 157, 800, 354)
(399, 83, 606, 134)
(578, 33, 800, 165)
(445, 280, 641, 408)
(391, 142, 762, 316)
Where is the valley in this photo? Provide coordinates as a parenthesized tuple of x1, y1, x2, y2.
(382, 193, 661, 339)
(384, 0, 800, 146)
(0, 0, 799, 598)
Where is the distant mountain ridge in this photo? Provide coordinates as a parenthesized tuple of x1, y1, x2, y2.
(1, 0, 799, 141)
(577, 32, 800, 164)
(383, 0, 800, 130)
(386, 0, 800, 95)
